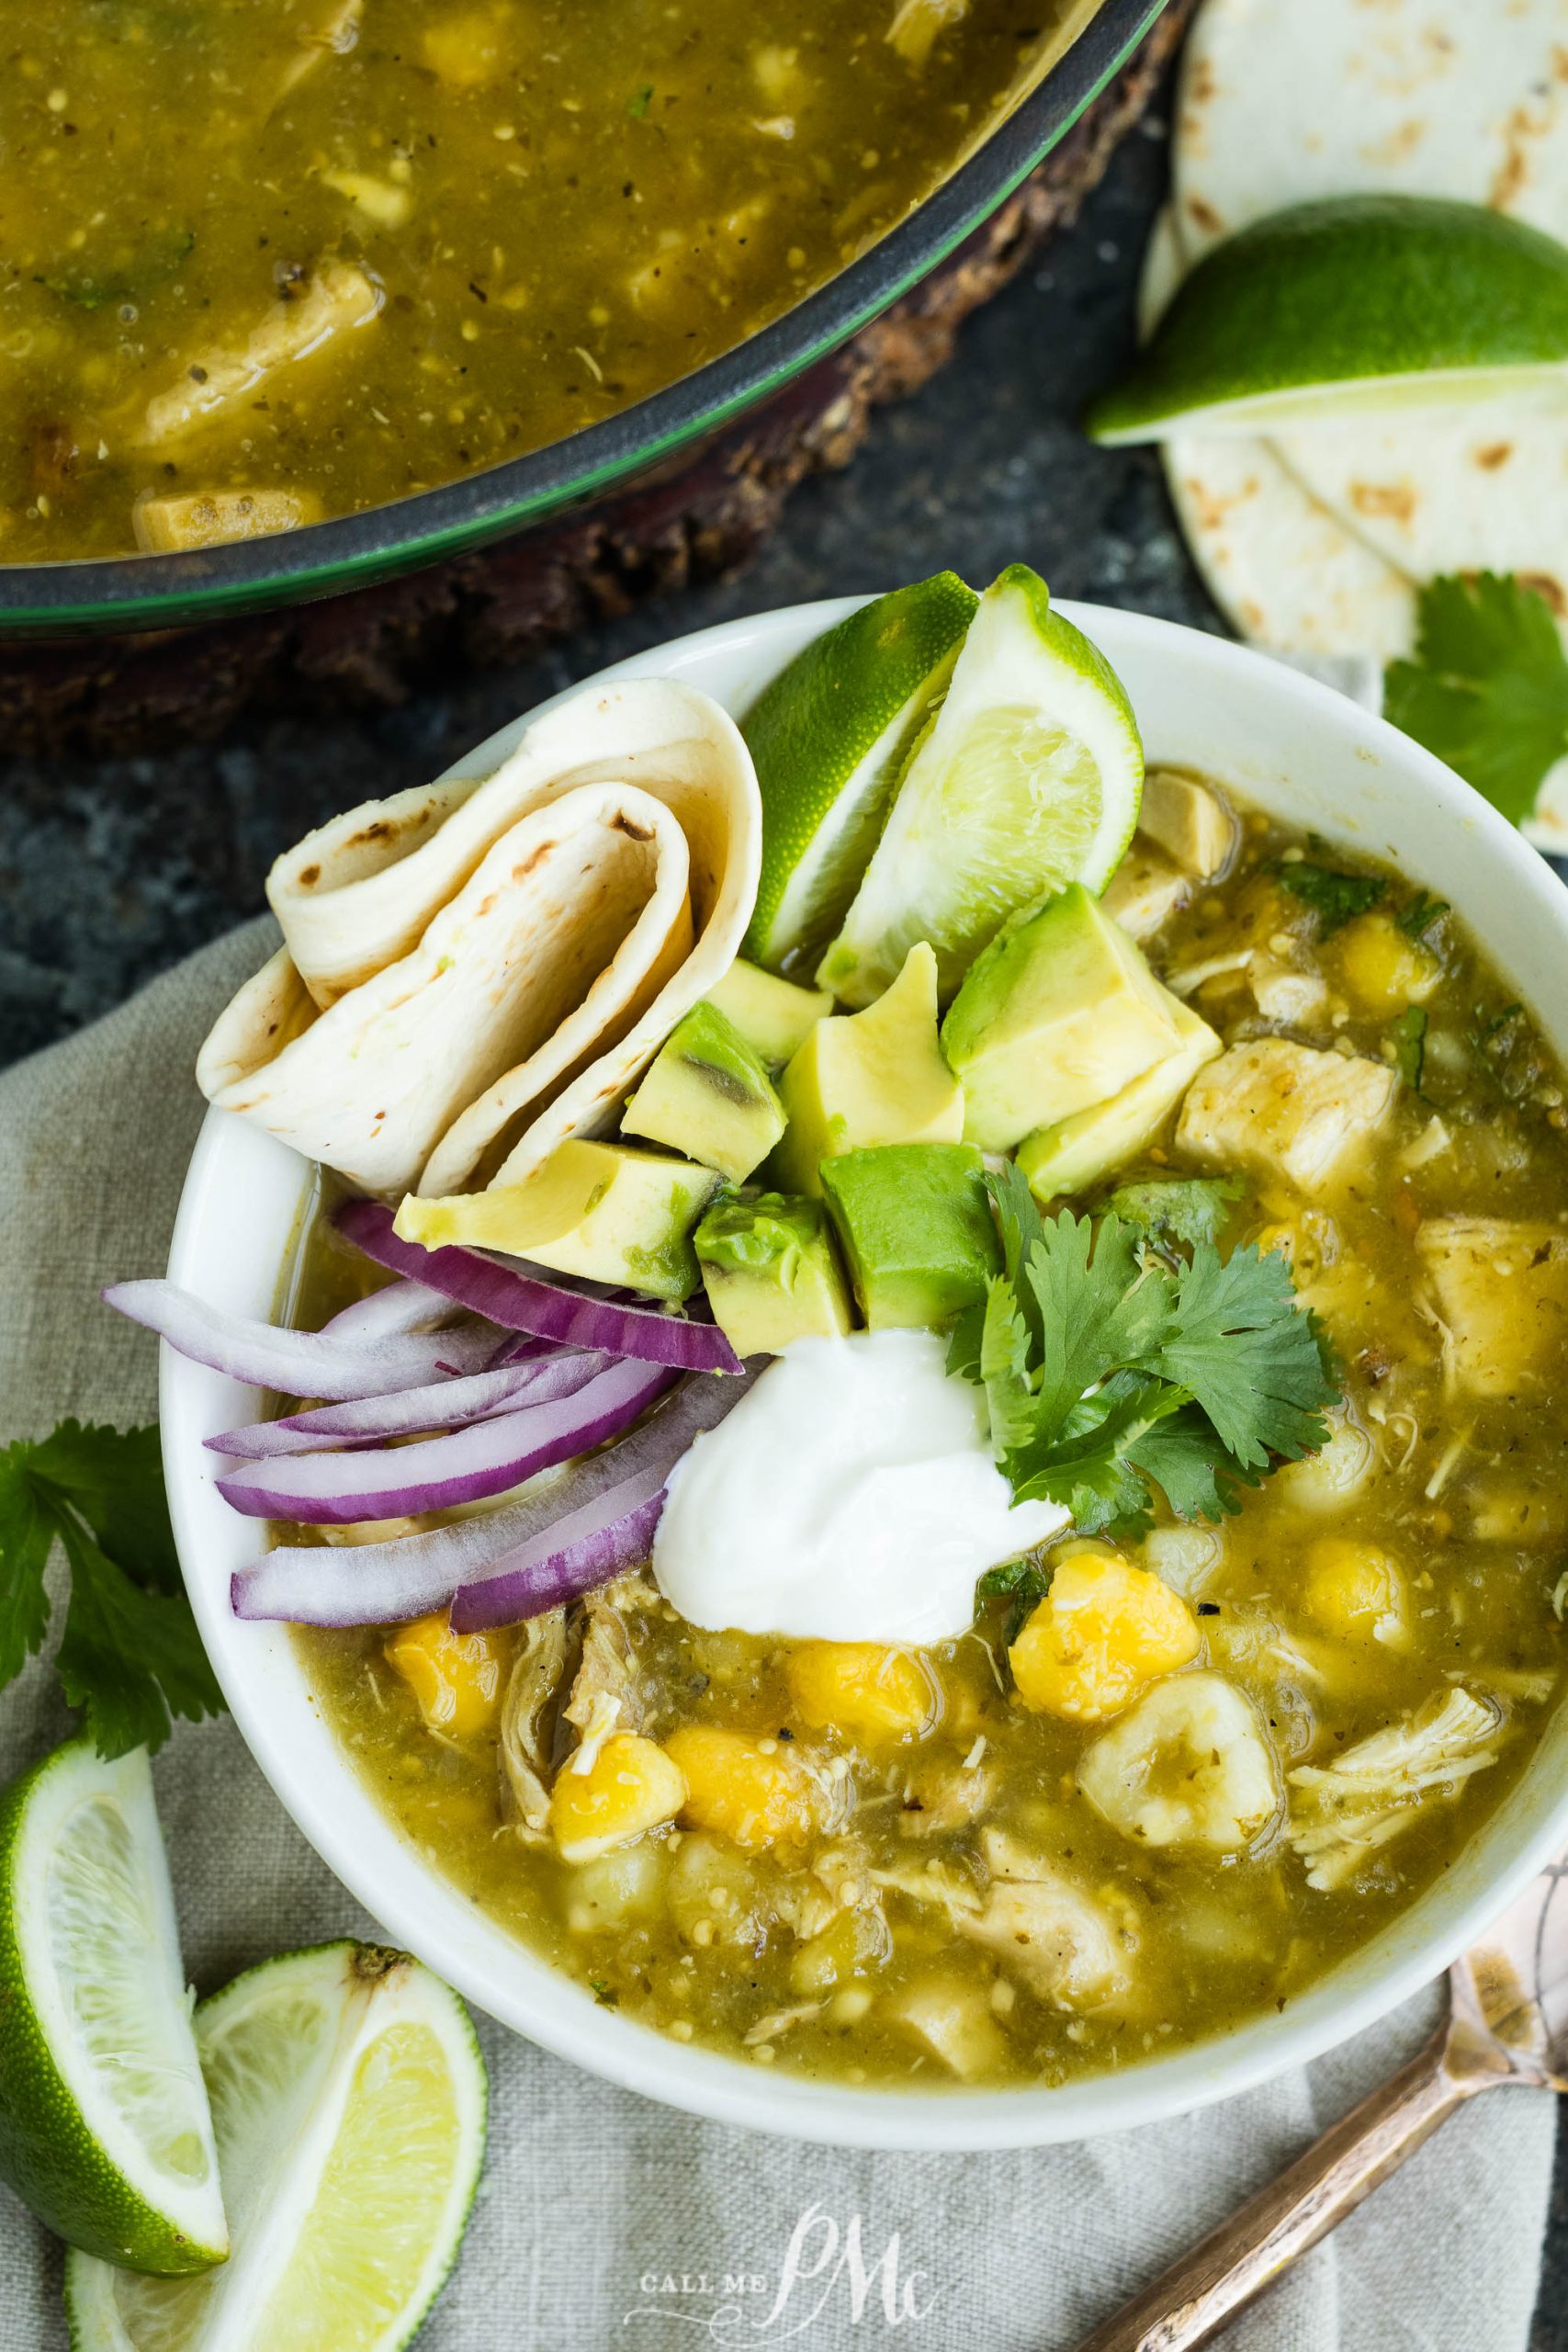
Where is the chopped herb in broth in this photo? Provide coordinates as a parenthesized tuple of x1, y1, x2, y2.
(1, 0, 1084, 560)
(291, 778, 1568, 2090)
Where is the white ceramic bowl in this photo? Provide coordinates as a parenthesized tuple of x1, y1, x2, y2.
(164, 596, 1568, 2150)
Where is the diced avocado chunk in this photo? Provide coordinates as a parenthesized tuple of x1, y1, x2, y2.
(941, 884, 1184, 1153)
(621, 1002, 785, 1182)
(704, 959, 833, 1067)
(694, 1192, 852, 1356)
(773, 941, 964, 1195)
(395, 1138, 719, 1300)
(1017, 1000, 1222, 1202)
(819, 1143, 998, 1331)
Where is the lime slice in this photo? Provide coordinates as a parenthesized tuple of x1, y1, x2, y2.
(0, 1739, 225, 2276)
(740, 570, 978, 974)
(816, 565, 1143, 1007)
(65, 1940, 486, 2352)
(1089, 196, 1568, 445)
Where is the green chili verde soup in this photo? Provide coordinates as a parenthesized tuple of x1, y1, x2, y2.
(290, 780, 1568, 2092)
(2, 0, 1088, 563)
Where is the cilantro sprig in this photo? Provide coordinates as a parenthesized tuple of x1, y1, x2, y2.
(951, 1166, 1338, 1541)
(0, 1422, 224, 1758)
(1275, 860, 1385, 935)
(1384, 571, 1568, 825)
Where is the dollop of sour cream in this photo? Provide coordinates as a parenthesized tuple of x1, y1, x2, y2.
(652, 1329, 1068, 1645)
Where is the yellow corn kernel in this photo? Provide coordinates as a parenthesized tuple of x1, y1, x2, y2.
(784, 1642, 937, 1743)
(1008, 1544, 1201, 1723)
(663, 1724, 821, 1850)
(1334, 914, 1440, 1018)
(547, 1734, 686, 1865)
(384, 1611, 504, 1738)
(1301, 1536, 1411, 1649)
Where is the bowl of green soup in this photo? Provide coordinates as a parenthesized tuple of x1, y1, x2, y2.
(0, 0, 1155, 633)
(150, 590, 1568, 2146)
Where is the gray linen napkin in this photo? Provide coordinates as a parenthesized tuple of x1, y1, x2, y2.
(0, 923, 1554, 2352)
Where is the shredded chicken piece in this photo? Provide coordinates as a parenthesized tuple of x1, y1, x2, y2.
(499, 1610, 569, 1838)
(743, 2002, 822, 2048)
(562, 1575, 654, 1743)
(1287, 1688, 1501, 1892)
(136, 262, 381, 447)
(954, 1830, 1131, 2008)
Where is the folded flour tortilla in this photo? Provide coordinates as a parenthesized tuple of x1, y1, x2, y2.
(197, 678, 761, 1197)
(1154, 0, 1568, 665)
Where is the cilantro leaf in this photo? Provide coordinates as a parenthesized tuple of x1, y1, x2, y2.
(979, 1277, 1038, 1456)
(0, 1448, 55, 1690)
(945, 1300, 985, 1384)
(0, 1420, 223, 1758)
(1276, 862, 1385, 935)
(1104, 1175, 1246, 1250)
(1384, 572, 1568, 826)
(1125, 1403, 1264, 1524)
(1150, 1242, 1337, 1470)
(1009, 1374, 1188, 1536)
(975, 1556, 1051, 1643)
(1023, 1210, 1172, 1431)
(1396, 892, 1449, 946)
(1391, 1004, 1427, 1093)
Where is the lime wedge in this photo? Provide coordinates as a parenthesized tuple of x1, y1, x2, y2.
(0, 1739, 226, 2276)
(65, 1940, 486, 2352)
(817, 565, 1143, 1006)
(741, 570, 978, 974)
(1089, 196, 1568, 445)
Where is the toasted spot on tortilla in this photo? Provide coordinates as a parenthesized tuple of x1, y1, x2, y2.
(1185, 195, 1224, 237)
(1361, 119, 1426, 168)
(1349, 481, 1416, 526)
(1475, 442, 1514, 470)
(1520, 571, 1567, 616)
(614, 815, 655, 842)
(299, 863, 321, 887)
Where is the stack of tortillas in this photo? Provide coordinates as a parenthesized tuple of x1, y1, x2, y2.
(197, 679, 761, 1199)
(1150, 0, 1568, 831)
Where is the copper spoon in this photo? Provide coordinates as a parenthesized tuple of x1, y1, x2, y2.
(1077, 1843, 1568, 2352)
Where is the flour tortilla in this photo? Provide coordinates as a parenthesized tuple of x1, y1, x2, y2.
(1174, 0, 1568, 263)
(1153, 0, 1568, 664)
(198, 679, 761, 1198)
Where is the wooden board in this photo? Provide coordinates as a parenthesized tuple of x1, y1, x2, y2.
(0, 2, 1190, 756)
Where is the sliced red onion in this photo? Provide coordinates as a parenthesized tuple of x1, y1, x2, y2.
(216, 1356, 677, 1522)
(334, 1197, 743, 1375)
(103, 1278, 500, 1401)
(449, 1469, 667, 1630)
(207, 1350, 608, 1459)
(232, 1369, 751, 1626)
(321, 1278, 462, 1341)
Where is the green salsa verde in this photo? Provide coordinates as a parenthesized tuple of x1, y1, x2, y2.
(1, 0, 1089, 561)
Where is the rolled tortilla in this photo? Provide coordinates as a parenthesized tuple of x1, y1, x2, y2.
(197, 679, 761, 1198)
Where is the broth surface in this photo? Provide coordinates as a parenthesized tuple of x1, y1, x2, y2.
(292, 786, 1568, 2090)
(2, 0, 1077, 561)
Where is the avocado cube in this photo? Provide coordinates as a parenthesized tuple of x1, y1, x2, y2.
(773, 941, 965, 1195)
(621, 1003, 786, 1182)
(395, 1138, 720, 1300)
(819, 1143, 999, 1331)
(704, 958, 833, 1067)
(1017, 1000, 1222, 1203)
(942, 884, 1185, 1153)
(694, 1192, 853, 1357)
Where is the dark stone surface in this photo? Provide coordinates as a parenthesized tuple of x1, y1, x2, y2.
(2, 72, 1565, 2351)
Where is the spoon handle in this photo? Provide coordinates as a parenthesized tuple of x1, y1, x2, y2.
(1076, 2023, 1469, 2352)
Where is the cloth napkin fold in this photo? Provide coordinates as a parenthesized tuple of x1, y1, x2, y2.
(0, 923, 1554, 2352)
